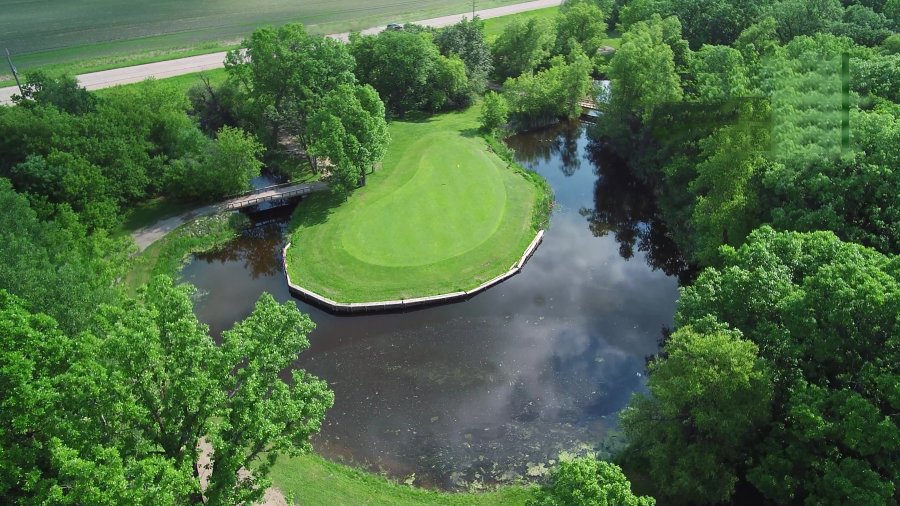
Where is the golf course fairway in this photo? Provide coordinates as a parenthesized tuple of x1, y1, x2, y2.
(285, 107, 546, 303)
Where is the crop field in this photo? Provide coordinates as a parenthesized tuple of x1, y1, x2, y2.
(1, 0, 524, 80)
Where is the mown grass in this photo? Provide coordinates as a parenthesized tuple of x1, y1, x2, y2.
(482, 6, 560, 42)
(126, 212, 245, 292)
(94, 68, 229, 98)
(285, 106, 544, 303)
(0, 0, 527, 85)
(270, 453, 532, 506)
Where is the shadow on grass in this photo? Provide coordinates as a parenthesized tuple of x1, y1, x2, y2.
(286, 190, 344, 234)
(460, 127, 484, 138)
(392, 110, 436, 124)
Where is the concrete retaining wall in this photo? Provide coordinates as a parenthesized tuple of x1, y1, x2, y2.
(282, 229, 545, 314)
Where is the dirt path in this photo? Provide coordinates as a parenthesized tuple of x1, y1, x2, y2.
(197, 439, 290, 506)
(0, 0, 561, 104)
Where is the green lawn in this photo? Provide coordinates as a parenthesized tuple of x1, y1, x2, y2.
(0, 0, 526, 86)
(285, 107, 542, 303)
(270, 454, 532, 506)
(482, 6, 560, 42)
(93, 67, 229, 99)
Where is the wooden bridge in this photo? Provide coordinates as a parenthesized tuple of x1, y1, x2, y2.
(221, 181, 329, 211)
(578, 99, 600, 111)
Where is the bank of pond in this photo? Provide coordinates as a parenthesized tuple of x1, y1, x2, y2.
(151, 113, 682, 498)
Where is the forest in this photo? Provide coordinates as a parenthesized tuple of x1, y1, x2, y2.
(0, 0, 898, 504)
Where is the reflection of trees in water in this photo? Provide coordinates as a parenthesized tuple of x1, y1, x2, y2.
(580, 142, 696, 283)
(195, 223, 284, 279)
(505, 121, 584, 176)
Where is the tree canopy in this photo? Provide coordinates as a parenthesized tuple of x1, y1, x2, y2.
(492, 17, 556, 81)
(529, 457, 656, 506)
(0, 276, 332, 505)
(350, 29, 469, 115)
(623, 227, 899, 504)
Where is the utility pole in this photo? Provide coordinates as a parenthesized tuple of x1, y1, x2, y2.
(472, 0, 475, 19)
(5, 48, 23, 96)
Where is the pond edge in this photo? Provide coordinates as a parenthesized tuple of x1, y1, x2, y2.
(282, 229, 545, 314)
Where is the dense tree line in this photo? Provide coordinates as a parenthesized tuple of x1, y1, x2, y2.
(595, 0, 900, 504)
(0, 74, 266, 229)
(1, 275, 332, 504)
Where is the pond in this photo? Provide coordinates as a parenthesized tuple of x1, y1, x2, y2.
(180, 120, 682, 489)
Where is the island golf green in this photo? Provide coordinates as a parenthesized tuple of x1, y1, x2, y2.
(285, 106, 546, 303)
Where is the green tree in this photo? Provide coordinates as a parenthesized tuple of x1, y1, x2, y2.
(617, 0, 775, 47)
(734, 16, 780, 62)
(555, 1, 610, 58)
(14, 71, 96, 115)
(504, 50, 594, 123)
(0, 276, 333, 504)
(831, 4, 894, 46)
(689, 45, 750, 102)
(0, 180, 127, 335)
(853, 53, 900, 102)
(630, 227, 900, 505)
(765, 108, 900, 255)
(771, 0, 844, 42)
(306, 84, 390, 193)
(434, 17, 492, 95)
(886, 0, 900, 25)
(206, 126, 264, 196)
(164, 126, 263, 199)
(881, 33, 900, 53)
(605, 15, 684, 124)
(491, 17, 556, 80)
(689, 121, 771, 264)
(479, 92, 510, 132)
(11, 151, 118, 230)
(225, 23, 356, 155)
(424, 53, 470, 111)
(350, 30, 458, 115)
(622, 319, 772, 504)
(529, 457, 656, 506)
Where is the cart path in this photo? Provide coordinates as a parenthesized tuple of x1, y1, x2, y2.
(131, 181, 328, 252)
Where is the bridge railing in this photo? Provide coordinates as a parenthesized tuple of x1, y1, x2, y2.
(222, 180, 305, 200)
(221, 186, 316, 211)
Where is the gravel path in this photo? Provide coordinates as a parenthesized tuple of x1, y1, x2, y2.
(0, 0, 561, 104)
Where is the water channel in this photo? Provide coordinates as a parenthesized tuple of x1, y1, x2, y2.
(180, 120, 682, 489)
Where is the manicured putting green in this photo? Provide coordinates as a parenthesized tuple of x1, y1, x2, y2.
(286, 107, 539, 303)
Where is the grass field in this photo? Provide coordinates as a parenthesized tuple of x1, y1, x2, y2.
(0, 0, 526, 85)
(270, 454, 532, 505)
(93, 67, 230, 98)
(285, 106, 542, 303)
(482, 6, 559, 41)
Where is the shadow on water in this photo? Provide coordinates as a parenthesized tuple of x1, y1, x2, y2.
(581, 143, 698, 284)
(180, 119, 685, 490)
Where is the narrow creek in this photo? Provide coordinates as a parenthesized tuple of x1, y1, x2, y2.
(180, 119, 682, 489)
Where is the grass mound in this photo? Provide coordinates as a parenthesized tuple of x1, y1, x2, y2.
(285, 107, 543, 303)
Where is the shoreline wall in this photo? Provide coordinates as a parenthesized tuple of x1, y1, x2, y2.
(282, 229, 545, 314)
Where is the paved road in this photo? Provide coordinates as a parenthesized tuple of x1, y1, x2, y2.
(0, 0, 561, 104)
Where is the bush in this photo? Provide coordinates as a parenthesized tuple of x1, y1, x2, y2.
(479, 92, 509, 132)
(528, 457, 655, 506)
